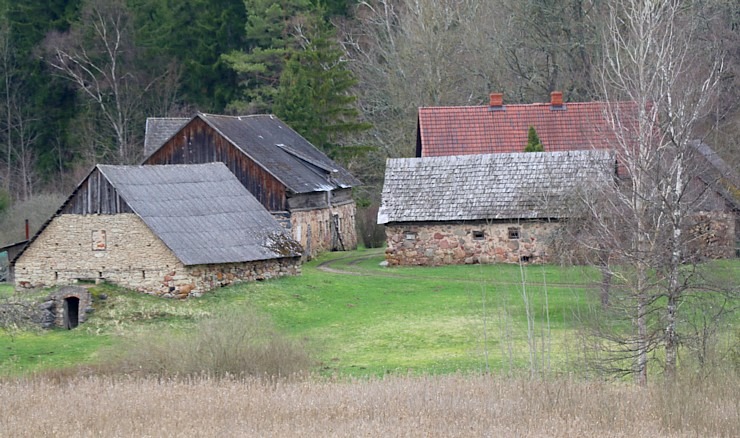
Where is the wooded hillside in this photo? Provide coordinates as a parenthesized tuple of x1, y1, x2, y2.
(0, 0, 737, 232)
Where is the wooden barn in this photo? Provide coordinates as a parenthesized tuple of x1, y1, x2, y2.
(143, 113, 360, 258)
(12, 163, 302, 296)
(378, 150, 616, 266)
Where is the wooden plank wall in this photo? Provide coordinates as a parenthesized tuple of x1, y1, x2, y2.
(61, 168, 132, 215)
(143, 118, 288, 212)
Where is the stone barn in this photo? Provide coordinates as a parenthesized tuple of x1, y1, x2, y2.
(377, 150, 615, 266)
(415, 92, 738, 258)
(143, 113, 360, 258)
(13, 163, 302, 296)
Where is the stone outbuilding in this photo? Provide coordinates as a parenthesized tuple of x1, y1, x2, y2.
(377, 150, 615, 266)
(143, 113, 360, 258)
(13, 163, 302, 296)
(415, 92, 738, 258)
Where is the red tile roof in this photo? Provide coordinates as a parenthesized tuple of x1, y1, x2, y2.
(417, 100, 638, 157)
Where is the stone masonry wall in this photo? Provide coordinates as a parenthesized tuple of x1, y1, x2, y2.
(15, 214, 301, 297)
(384, 220, 560, 266)
(291, 202, 357, 258)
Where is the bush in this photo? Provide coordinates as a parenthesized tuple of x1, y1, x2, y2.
(109, 307, 312, 379)
(356, 204, 386, 248)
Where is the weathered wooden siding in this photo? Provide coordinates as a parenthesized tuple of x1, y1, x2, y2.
(62, 168, 132, 215)
(286, 188, 354, 211)
(143, 118, 288, 212)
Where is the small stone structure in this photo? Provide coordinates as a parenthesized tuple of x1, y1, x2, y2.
(384, 221, 558, 266)
(37, 286, 92, 329)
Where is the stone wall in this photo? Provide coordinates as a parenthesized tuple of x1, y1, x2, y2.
(15, 214, 300, 297)
(41, 286, 93, 329)
(291, 201, 357, 258)
(384, 220, 560, 266)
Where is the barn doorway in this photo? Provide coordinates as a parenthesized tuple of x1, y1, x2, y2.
(63, 297, 80, 329)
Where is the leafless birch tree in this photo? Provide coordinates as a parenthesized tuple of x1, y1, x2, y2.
(43, 0, 178, 164)
(0, 17, 39, 201)
(573, 0, 729, 385)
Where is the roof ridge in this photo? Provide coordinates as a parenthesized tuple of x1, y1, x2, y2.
(418, 100, 632, 111)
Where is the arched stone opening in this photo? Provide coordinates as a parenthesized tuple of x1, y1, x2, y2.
(63, 296, 80, 329)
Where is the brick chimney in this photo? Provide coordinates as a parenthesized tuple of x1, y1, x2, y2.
(550, 91, 564, 109)
(489, 93, 504, 111)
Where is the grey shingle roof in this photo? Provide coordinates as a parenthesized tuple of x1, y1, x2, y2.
(98, 163, 302, 265)
(690, 141, 740, 210)
(199, 114, 361, 193)
(378, 150, 615, 224)
(144, 117, 189, 156)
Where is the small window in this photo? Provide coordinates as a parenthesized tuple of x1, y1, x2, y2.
(520, 255, 531, 263)
(92, 230, 107, 251)
(508, 227, 520, 240)
(405, 231, 417, 240)
(472, 230, 485, 240)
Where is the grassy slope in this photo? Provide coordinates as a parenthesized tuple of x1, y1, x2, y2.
(2, 248, 736, 377)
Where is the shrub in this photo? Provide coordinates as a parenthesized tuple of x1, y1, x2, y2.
(109, 307, 312, 379)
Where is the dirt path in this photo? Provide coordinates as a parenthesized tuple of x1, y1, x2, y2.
(316, 249, 600, 288)
(316, 248, 388, 276)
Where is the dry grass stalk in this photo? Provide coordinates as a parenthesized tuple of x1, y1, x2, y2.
(1, 373, 737, 437)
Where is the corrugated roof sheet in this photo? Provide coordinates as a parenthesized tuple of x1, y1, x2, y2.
(144, 117, 189, 156)
(199, 114, 361, 194)
(98, 163, 302, 265)
(418, 101, 637, 157)
(378, 150, 616, 224)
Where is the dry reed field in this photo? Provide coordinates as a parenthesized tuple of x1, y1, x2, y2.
(1, 374, 738, 437)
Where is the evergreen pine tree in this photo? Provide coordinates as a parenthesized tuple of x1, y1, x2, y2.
(524, 126, 544, 152)
(273, 17, 370, 157)
(221, 0, 312, 114)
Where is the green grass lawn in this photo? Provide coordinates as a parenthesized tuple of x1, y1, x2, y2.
(1, 248, 736, 377)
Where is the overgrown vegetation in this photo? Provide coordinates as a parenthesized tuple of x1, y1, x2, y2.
(1, 373, 737, 436)
(105, 307, 312, 378)
(0, 250, 737, 435)
(2, 249, 736, 381)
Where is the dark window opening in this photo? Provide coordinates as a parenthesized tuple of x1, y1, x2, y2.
(54, 272, 58, 280)
(520, 255, 531, 263)
(508, 227, 520, 240)
(473, 230, 485, 240)
(63, 297, 80, 329)
(142, 270, 146, 279)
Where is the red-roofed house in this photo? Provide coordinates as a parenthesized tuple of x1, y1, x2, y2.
(410, 92, 738, 259)
(416, 92, 635, 158)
